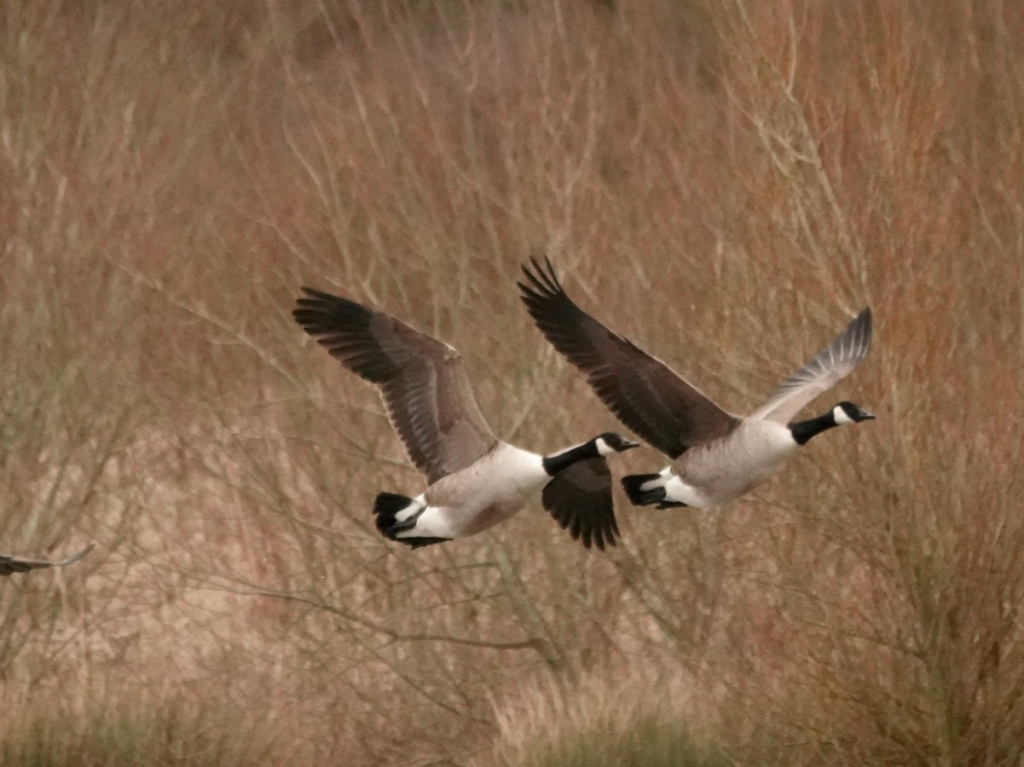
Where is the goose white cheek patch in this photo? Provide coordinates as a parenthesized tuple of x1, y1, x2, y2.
(833, 405, 854, 425)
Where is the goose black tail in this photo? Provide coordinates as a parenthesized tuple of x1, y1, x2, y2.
(372, 492, 450, 549)
(621, 474, 689, 510)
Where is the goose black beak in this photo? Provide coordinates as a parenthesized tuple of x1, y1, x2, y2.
(622, 438, 640, 450)
(858, 409, 876, 421)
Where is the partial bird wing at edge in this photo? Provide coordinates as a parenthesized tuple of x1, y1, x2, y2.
(0, 543, 95, 577)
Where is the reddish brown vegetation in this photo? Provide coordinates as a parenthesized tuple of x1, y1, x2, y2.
(1, 1, 1022, 764)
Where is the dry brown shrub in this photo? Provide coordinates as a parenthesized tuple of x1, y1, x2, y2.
(2, 0, 1023, 764)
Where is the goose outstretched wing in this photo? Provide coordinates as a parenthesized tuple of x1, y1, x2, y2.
(749, 308, 873, 424)
(294, 289, 499, 483)
(518, 257, 738, 459)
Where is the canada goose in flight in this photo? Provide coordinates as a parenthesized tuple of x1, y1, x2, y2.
(518, 257, 874, 511)
(293, 287, 638, 549)
(0, 544, 94, 577)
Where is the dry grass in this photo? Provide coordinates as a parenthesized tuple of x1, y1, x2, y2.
(1, 0, 1023, 763)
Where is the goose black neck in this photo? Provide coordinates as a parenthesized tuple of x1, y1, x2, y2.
(542, 441, 598, 477)
(790, 411, 839, 446)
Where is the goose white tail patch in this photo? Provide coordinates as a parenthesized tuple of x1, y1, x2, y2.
(397, 507, 460, 540)
(395, 496, 427, 522)
(663, 474, 709, 507)
(641, 475, 664, 492)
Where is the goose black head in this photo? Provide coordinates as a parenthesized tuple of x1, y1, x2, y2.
(835, 401, 875, 425)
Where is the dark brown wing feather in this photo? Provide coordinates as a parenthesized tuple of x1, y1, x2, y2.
(294, 288, 498, 483)
(0, 544, 94, 577)
(518, 257, 738, 459)
(541, 457, 619, 550)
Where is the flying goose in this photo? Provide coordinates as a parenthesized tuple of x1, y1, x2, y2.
(0, 544, 94, 577)
(293, 287, 638, 549)
(517, 258, 874, 511)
